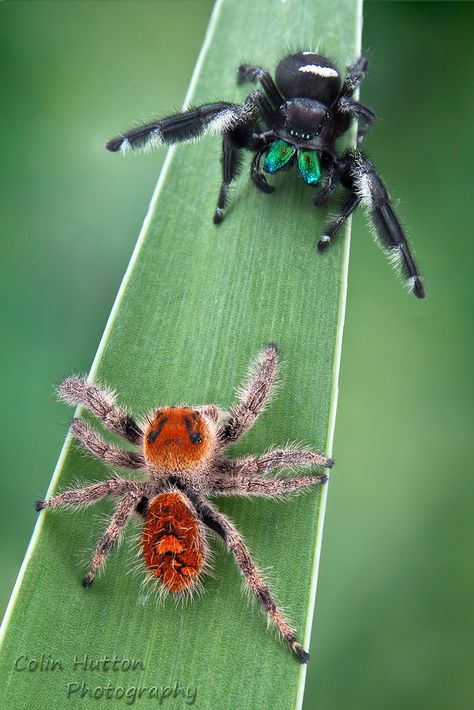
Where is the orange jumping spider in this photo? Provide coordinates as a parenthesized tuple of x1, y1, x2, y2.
(36, 344, 333, 662)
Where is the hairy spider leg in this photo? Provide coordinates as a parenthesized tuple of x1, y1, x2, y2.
(142, 492, 205, 594)
(209, 446, 331, 495)
(83, 491, 141, 587)
(339, 96, 375, 145)
(212, 473, 328, 495)
(210, 94, 270, 223)
(59, 377, 142, 444)
(245, 89, 276, 128)
(319, 150, 425, 298)
(336, 56, 374, 144)
(348, 151, 425, 297)
(339, 55, 369, 98)
(213, 133, 245, 224)
(317, 191, 360, 251)
(35, 479, 144, 511)
(71, 418, 145, 469)
(219, 342, 278, 444)
(191, 493, 310, 664)
(237, 64, 285, 109)
(251, 145, 275, 193)
(106, 102, 248, 154)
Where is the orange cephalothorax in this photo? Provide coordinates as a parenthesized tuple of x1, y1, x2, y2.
(144, 407, 212, 471)
(141, 492, 204, 593)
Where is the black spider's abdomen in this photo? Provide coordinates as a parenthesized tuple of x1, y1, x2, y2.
(275, 52, 341, 105)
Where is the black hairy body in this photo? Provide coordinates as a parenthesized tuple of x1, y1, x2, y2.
(107, 52, 424, 298)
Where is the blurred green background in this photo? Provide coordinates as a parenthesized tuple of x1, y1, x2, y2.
(1, 2, 472, 709)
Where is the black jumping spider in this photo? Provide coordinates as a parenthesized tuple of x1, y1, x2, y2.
(107, 51, 424, 299)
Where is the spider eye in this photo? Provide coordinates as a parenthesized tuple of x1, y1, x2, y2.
(184, 415, 203, 444)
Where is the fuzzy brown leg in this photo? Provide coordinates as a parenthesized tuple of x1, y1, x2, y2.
(240, 448, 333, 473)
(35, 479, 144, 511)
(71, 419, 145, 469)
(191, 494, 309, 663)
(209, 448, 332, 492)
(219, 343, 278, 444)
(211, 473, 328, 496)
(59, 377, 143, 444)
(82, 492, 140, 587)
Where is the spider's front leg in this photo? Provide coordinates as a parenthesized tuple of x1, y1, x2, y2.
(338, 96, 375, 145)
(340, 56, 369, 99)
(59, 377, 143, 444)
(107, 90, 272, 225)
(106, 102, 251, 154)
(191, 494, 309, 663)
(237, 64, 284, 109)
(82, 491, 141, 587)
(219, 343, 278, 445)
(107, 97, 265, 226)
(337, 56, 374, 145)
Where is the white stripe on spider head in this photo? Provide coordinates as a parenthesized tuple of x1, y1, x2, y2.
(299, 65, 339, 78)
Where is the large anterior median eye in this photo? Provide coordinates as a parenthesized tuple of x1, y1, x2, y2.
(264, 140, 295, 174)
(297, 150, 321, 185)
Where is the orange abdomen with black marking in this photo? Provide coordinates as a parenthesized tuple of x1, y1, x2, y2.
(141, 492, 204, 593)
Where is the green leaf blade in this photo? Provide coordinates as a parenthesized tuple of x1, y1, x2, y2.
(0, 0, 362, 707)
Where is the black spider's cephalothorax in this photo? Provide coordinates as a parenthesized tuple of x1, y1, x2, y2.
(107, 51, 425, 299)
